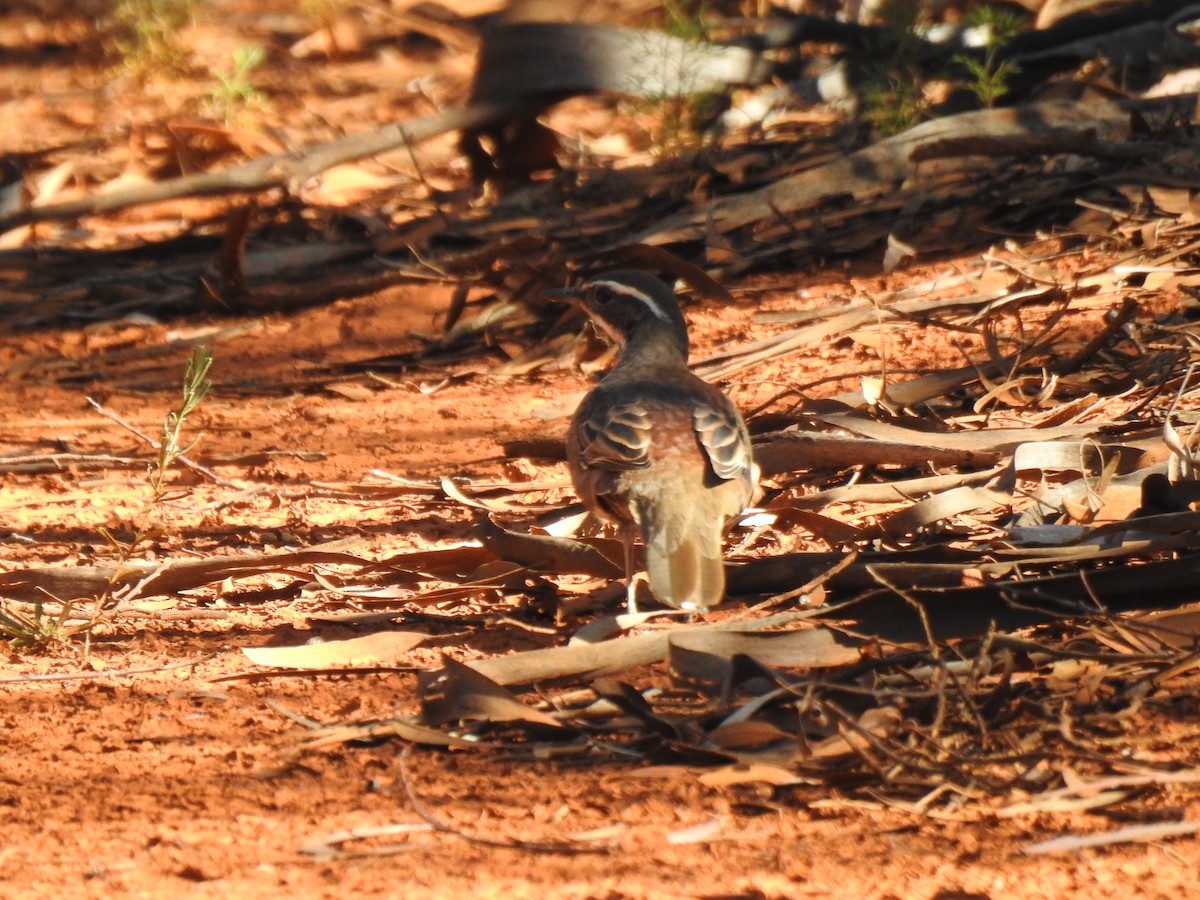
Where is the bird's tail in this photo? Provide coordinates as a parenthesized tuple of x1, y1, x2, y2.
(641, 510, 726, 610)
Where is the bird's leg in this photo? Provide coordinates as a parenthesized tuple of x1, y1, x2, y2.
(621, 523, 639, 615)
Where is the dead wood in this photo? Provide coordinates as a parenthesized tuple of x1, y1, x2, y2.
(754, 418, 1103, 477)
(2, 15, 1196, 360)
(473, 517, 623, 579)
(9, 5, 1200, 854)
(787, 467, 1006, 508)
(754, 430, 1003, 474)
(0, 544, 370, 604)
(466, 611, 806, 686)
(0, 452, 145, 475)
(0, 104, 504, 235)
(467, 22, 769, 105)
(635, 95, 1197, 250)
(908, 131, 1176, 164)
(0, 22, 771, 236)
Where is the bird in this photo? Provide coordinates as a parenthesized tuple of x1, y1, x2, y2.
(553, 270, 756, 612)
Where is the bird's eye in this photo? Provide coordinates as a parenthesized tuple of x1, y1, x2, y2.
(592, 286, 615, 304)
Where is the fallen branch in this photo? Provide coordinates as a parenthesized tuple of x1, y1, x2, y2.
(0, 105, 502, 235)
(0, 23, 770, 236)
(0, 542, 368, 603)
(466, 611, 808, 686)
(636, 95, 1197, 248)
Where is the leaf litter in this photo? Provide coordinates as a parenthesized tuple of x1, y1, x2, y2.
(6, 202, 1200, 839)
(250, 226, 1200, 831)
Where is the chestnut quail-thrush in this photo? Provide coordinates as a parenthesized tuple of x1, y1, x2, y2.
(557, 270, 756, 611)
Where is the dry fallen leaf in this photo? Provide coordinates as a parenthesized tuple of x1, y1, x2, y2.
(419, 657, 568, 731)
(242, 630, 430, 669)
(706, 720, 795, 751)
(698, 764, 803, 787)
(666, 818, 726, 845)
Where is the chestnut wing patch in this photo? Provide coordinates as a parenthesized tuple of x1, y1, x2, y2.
(575, 401, 652, 470)
(693, 401, 751, 482)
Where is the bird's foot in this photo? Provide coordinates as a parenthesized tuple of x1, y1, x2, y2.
(625, 573, 652, 615)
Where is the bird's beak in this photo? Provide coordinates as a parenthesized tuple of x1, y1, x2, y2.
(547, 284, 625, 349)
(543, 285, 579, 302)
(544, 286, 586, 314)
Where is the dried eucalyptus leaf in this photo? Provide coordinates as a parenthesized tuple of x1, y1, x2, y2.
(419, 657, 567, 730)
(242, 631, 429, 669)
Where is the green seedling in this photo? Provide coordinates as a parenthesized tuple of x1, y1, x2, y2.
(863, 75, 926, 137)
(630, 1, 718, 160)
(0, 598, 76, 649)
(953, 7, 1023, 108)
(108, 0, 195, 78)
(208, 46, 272, 124)
(860, 0, 930, 136)
(148, 345, 212, 501)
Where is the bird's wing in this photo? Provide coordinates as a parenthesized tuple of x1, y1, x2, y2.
(693, 400, 751, 482)
(573, 400, 652, 470)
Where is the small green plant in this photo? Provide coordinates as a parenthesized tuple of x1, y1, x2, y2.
(632, 1, 718, 160)
(148, 345, 212, 501)
(660, 0, 709, 41)
(860, 0, 929, 137)
(863, 75, 926, 137)
(1, 351, 213, 650)
(107, 0, 194, 77)
(0, 530, 150, 650)
(207, 46, 272, 124)
(0, 598, 77, 649)
(953, 7, 1023, 108)
(860, 1, 1026, 134)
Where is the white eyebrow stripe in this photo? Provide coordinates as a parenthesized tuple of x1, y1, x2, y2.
(589, 279, 673, 323)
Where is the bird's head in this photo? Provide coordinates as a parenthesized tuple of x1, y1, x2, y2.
(549, 270, 690, 359)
